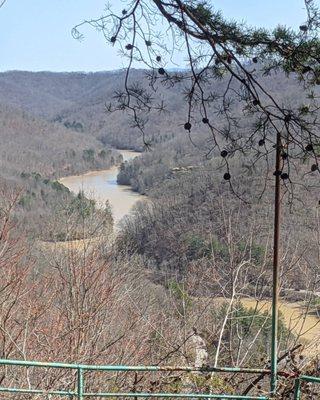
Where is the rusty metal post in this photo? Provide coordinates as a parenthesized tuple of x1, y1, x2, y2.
(270, 131, 282, 395)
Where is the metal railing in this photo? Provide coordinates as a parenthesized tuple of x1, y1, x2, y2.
(294, 375, 320, 399)
(0, 358, 269, 399)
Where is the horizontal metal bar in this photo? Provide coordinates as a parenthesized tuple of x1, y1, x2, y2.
(0, 358, 269, 374)
(299, 375, 320, 384)
(0, 387, 75, 396)
(0, 387, 268, 399)
(83, 392, 268, 399)
(0, 358, 79, 370)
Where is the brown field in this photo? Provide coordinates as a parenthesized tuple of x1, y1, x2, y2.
(240, 298, 320, 356)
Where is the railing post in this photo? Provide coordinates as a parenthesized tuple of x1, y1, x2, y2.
(77, 367, 84, 400)
(293, 378, 301, 400)
(270, 131, 281, 396)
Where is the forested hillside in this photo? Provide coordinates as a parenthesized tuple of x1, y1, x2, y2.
(0, 68, 309, 151)
(2, 0, 320, 394)
(0, 70, 146, 149)
(0, 72, 126, 238)
(0, 67, 319, 398)
(0, 104, 121, 178)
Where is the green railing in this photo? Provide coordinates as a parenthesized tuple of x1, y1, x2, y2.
(294, 375, 320, 399)
(0, 358, 269, 399)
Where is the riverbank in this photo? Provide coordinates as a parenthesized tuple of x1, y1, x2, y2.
(59, 150, 143, 225)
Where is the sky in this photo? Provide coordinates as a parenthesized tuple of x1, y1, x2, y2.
(0, 0, 309, 72)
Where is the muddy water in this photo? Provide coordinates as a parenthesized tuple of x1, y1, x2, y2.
(59, 150, 143, 225)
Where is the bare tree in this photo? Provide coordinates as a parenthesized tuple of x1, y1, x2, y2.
(72, 2, 320, 395)
(73, 0, 319, 197)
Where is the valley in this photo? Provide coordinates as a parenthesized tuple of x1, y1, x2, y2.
(0, 68, 319, 398)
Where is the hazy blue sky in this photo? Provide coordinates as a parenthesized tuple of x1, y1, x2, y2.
(0, 0, 309, 72)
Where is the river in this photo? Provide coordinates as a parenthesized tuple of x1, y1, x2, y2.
(59, 150, 143, 225)
(56, 153, 320, 351)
